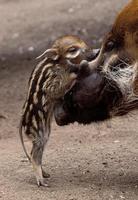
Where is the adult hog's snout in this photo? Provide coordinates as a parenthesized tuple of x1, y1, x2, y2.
(85, 48, 100, 62)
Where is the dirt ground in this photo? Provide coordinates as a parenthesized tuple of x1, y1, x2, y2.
(0, 0, 138, 199)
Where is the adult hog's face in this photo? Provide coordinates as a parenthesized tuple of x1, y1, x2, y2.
(90, 0, 138, 68)
(88, 0, 138, 116)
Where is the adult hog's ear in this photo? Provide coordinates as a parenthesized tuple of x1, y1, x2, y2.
(36, 48, 59, 60)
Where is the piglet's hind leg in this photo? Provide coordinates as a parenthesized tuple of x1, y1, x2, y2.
(31, 139, 48, 187)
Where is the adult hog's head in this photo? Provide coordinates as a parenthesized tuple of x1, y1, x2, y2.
(54, 0, 138, 126)
(88, 0, 138, 116)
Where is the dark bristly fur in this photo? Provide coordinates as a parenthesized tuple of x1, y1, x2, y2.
(55, 0, 138, 126)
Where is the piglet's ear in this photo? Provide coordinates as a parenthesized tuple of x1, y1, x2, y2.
(36, 48, 59, 60)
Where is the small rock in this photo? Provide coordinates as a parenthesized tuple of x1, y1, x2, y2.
(120, 195, 125, 199)
(28, 46, 35, 52)
(82, 170, 90, 174)
(134, 157, 137, 161)
(119, 171, 124, 176)
(114, 140, 120, 143)
(102, 162, 108, 167)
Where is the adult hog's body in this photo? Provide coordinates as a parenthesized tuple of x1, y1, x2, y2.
(55, 0, 138, 125)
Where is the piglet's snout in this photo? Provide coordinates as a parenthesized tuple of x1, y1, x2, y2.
(69, 65, 79, 74)
(66, 60, 80, 74)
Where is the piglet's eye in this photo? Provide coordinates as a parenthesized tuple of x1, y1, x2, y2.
(105, 41, 115, 52)
(68, 47, 78, 53)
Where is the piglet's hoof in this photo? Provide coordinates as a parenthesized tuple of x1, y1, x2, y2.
(42, 170, 50, 178)
(37, 178, 49, 187)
